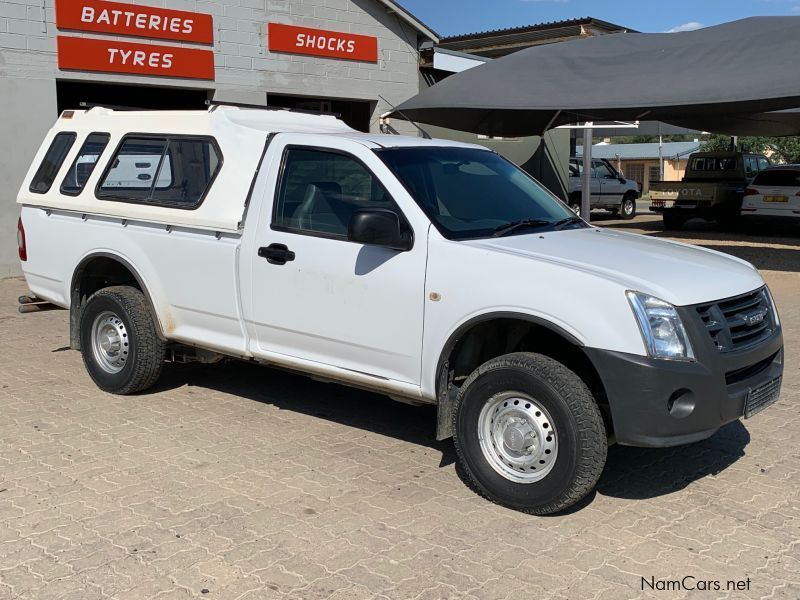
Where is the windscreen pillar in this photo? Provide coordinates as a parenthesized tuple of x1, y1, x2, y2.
(581, 126, 592, 221)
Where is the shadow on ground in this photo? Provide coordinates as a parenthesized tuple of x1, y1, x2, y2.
(152, 359, 749, 511)
(596, 420, 750, 500)
(153, 359, 451, 460)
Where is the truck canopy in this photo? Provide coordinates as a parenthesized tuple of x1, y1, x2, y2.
(17, 106, 356, 232)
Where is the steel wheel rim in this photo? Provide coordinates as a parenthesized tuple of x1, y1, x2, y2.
(478, 391, 558, 483)
(570, 204, 581, 215)
(91, 311, 129, 374)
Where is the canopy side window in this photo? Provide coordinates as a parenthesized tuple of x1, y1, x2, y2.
(30, 132, 77, 194)
(96, 135, 223, 210)
(61, 133, 112, 196)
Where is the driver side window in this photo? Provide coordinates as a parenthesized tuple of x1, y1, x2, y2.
(592, 161, 615, 179)
(273, 147, 404, 238)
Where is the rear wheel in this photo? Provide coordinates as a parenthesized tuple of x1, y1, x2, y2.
(663, 211, 685, 230)
(619, 194, 637, 220)
(453, 352, 607, 515)
(568, 196, 582, 215)
(79, 286, 165, 394)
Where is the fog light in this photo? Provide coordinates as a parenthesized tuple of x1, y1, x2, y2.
(668, 389, 695, 419)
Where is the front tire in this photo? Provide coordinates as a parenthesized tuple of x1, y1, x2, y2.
(79, 286, 165, 394)
(619, 194, 637, 220)
(568, 193, 582, 215)
(453, 352, 607, 515)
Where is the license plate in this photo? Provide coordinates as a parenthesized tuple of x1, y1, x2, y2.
(764, 195, 788, 203)
(744, 376, 782, 418)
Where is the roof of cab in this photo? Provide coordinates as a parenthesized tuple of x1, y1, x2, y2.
(334, 132, 488, 150)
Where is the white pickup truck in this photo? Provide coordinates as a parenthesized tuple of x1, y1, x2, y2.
(16, 106, 784, 514)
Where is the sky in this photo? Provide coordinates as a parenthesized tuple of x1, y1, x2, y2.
(395, 0, 800, 37)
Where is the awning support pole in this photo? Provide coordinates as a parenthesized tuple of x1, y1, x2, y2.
(581, 124, 593, 222)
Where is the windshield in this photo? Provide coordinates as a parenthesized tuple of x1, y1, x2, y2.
(376, 147, 580, 240)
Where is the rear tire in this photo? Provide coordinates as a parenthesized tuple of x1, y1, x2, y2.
(568, 197, 582, 215)
(453, 352, 607, 515)
(619, 194, 637, 220)
(79, 286, 165, 394)
(663, 212, 685, 230)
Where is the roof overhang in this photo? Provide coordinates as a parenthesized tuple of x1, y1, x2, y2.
(431, 48, 490, 73)
(377, 0, 440, 44)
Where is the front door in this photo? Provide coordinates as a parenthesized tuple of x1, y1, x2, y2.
(595, 160, 624, 204)
(245, 136, 428, 385)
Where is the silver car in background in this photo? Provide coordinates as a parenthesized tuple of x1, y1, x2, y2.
(568, 158, 641, 219)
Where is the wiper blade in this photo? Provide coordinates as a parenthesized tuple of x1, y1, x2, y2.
(492, 219, 551, 237)
(552, 216, 586, 230)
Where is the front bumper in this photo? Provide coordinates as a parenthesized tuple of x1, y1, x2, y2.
(585, 305, 784, 448)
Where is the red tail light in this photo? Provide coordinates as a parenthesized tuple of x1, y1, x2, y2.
(17, 217, 27, 262)
(743, 188, 759, 196)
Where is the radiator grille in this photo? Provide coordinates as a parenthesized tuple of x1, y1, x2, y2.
(695, 288, 774, 352)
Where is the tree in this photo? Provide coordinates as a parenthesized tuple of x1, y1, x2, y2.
(700, 134, 800, 163)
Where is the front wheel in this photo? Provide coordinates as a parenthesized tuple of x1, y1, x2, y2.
(453, 352, 607, 515)
(619, 194, 637, 220)
(79, 286, 165, 394)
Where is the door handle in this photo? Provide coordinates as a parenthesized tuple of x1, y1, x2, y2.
(258, 243, 295, 265)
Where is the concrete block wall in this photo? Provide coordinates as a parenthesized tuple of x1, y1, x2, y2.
(0, 0, 429, 276)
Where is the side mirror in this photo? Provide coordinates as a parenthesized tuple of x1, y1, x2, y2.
(348, 209, 412, 251)
(618, 177, 627, 184)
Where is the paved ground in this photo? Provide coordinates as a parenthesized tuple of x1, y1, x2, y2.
(1, 215, 799, 600)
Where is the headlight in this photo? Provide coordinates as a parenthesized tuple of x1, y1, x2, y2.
(765, 286, 780, 327)
(626, 291, 695, 361)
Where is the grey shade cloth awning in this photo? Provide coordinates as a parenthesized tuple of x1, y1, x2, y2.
(391, 17, 800, 137)
(665, 109, 800, 137)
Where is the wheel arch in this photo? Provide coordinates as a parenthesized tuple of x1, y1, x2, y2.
(70, 252, 166, 350)
(623, 190, 639, 201)
(433, 311, 610, 441)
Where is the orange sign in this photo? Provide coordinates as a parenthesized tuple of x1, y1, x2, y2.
(57, 36, 215, 80)
(55, 0, 214, 44)
(268, 22, 378, 63)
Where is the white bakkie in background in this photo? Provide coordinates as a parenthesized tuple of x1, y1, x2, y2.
(16, 106, 784, 514)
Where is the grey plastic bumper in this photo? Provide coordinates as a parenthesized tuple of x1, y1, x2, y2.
(585, 327, 783, 448)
